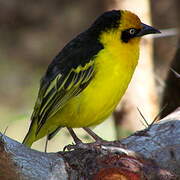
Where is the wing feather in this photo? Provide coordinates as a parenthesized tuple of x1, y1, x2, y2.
(30, 31, 103, 136)
(35, 62, 95, 134)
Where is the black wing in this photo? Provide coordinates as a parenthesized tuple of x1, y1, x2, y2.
(31, 31, 103, 134)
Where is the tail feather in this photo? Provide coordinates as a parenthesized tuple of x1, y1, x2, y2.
(23, 121, 62, 147)
(22, 132, 35, 148)
(22, 120, 36, 148)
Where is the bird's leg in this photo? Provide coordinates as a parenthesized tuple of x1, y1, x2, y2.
(64, 128, 101, 151)
(82, 127, 126, 150)
(64, 128, 90, 151)
(83, 127, 111, 147)
(63, 127, 120, 152)
(44, 135, 49, 153)
(67, 128, 82, 144)
(83, 127, 104, 142)
(44, 130, 51, 153)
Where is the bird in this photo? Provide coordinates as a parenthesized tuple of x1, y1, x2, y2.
(22, 10, 160, 148)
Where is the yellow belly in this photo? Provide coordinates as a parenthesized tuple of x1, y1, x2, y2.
(50, 44, 139, 128)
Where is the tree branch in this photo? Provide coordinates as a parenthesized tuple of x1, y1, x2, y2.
(1, 108, 180, 179)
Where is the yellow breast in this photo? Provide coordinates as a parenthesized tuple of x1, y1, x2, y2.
(51, 30, 140, 128)
(55, 41, 139, 128)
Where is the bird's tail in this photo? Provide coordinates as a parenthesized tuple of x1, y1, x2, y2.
(22, 122, 36, 148)
(22, 131, 35, 148)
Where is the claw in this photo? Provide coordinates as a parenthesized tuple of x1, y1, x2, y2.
(63, 127, 124, 152)
(63, 143, 76, 151)
(63, 141, 108, 152)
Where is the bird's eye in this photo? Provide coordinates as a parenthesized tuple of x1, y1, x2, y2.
(121, 28, 139, 43)
(129, 28, 137, 35)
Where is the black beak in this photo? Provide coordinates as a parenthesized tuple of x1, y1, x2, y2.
(136, 23, 161, 37)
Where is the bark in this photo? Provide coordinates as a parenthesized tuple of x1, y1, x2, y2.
(0, 108, 180, 180)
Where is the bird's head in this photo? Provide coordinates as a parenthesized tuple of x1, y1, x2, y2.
(89, 10, 160, 47)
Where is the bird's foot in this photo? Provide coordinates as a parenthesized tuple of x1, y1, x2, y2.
(63, 142, 93, 151)
(63, 139, 123, 152)
(63, 141, 101, 152)
(63, 127, 125, 152)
